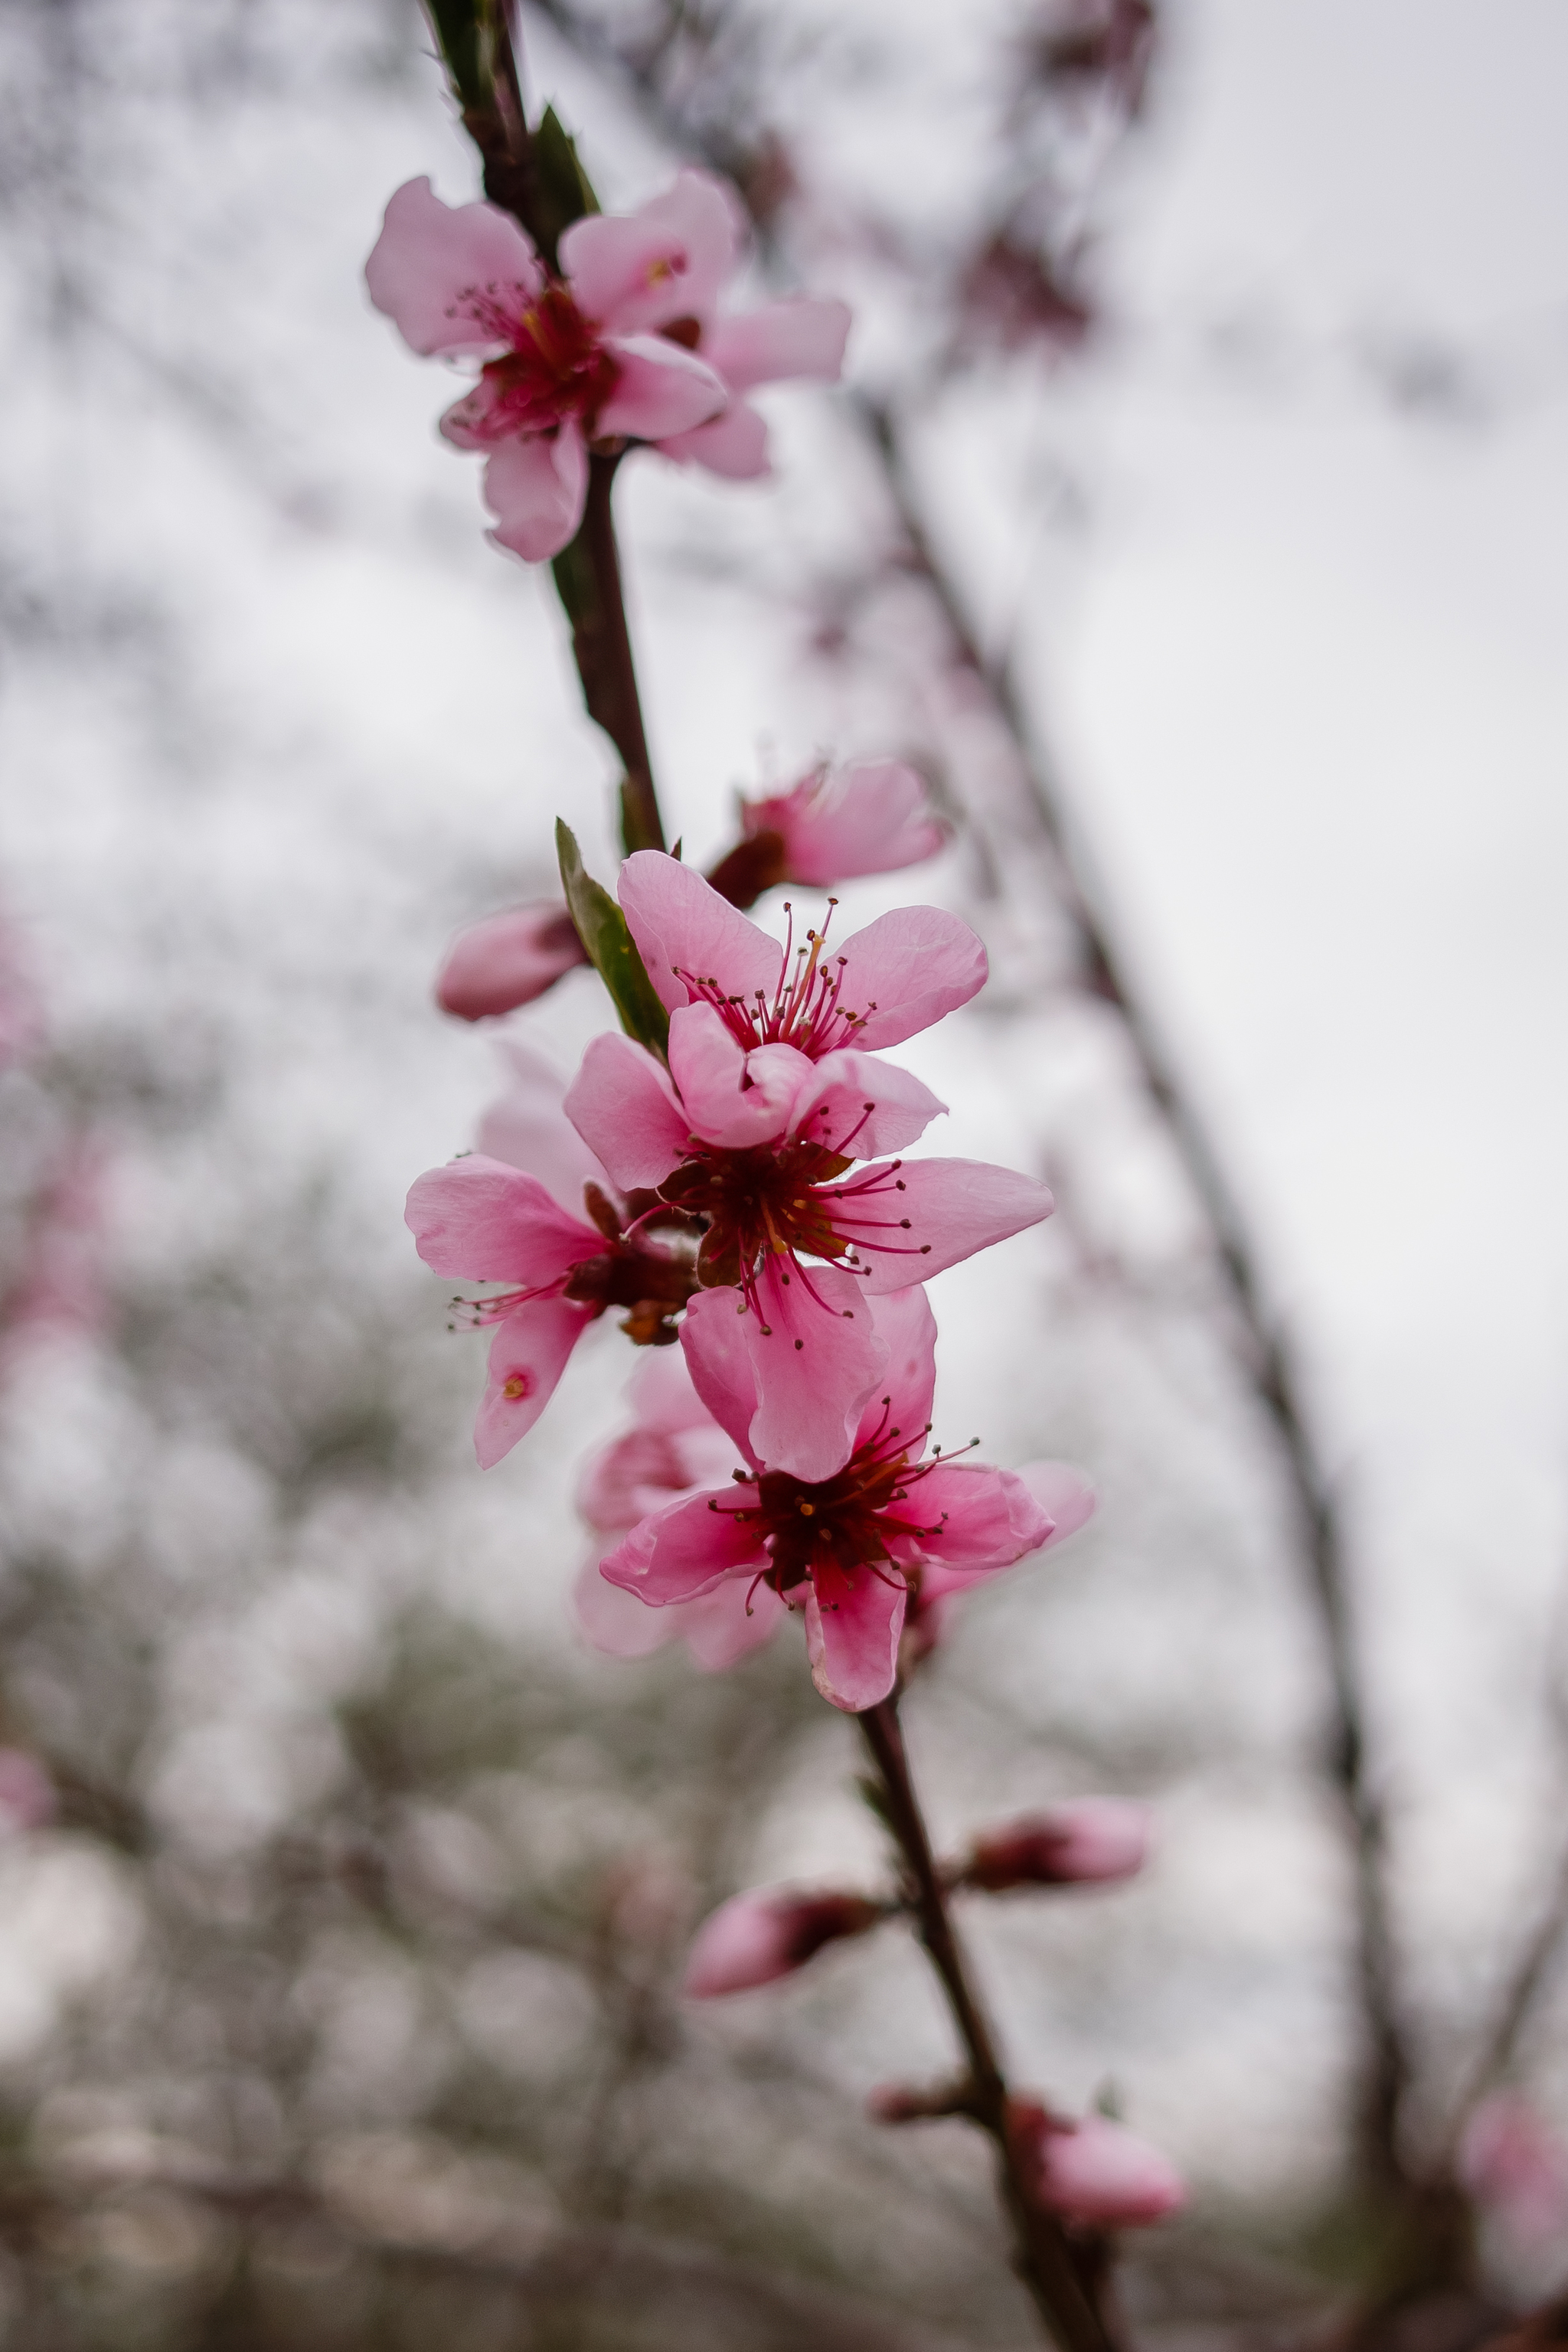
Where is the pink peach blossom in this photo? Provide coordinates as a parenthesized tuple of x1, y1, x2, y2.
(1014, 2103, 1187, 2229)
(683, 1886, 881, 1996)
(0, 1749, 56, 1838)
(1459, 2092, 1568, 2249)
(407, 1047, 695, 1465)
(961, 1799, 1151, 1891)
(367, 174, 730, 560)
(737, 761, 947, 889)
(905, 1459, 1095, 1655)
(599, 1288, 1057, 1712)
(436, 901, 586, 1020)
(564, 989, 1050, 1478)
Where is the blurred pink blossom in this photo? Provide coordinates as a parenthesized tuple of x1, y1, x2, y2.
(1459, 2092, 1568, 2249)
(684, 1885, 882, 1996)
(0, 1138, 109, 1376)
(1013, 2102, 1186, 2228)
(0, 1749, 56, 1838)
(962, 1798, 1151, 1891)
(730, 760, 947, 893)
(436, 901, 587, 1020)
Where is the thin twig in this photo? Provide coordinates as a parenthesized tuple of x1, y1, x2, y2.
(859, 1696, 1121, 2352)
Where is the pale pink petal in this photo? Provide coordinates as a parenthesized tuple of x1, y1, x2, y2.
(600, 1488, 769, 1603)
(833, 906, 988, 1050)
(851, 1285, 938, 1449)
(668, 1006, 813, 1148)
(561, 170, 741, 332)
(564, 1034, 690, 1192)
(912, 1463, 1052, 1566)
(965, 1802, 1152, 1890)
(1014, 1459, 1097, 1550)
(598, 335, 727, 440)
(365, 177, 542, 355)
(841, 1158, 1052, 1293)
(436, 900, 587, 1020)
(805, 1562, 906, 1712)
(478, 1041, 608, 1215)
(626, 1344, 725, 1438)
(788, 1049, 946, 1159)
(482, 423, 589, 563)
(703, 297, 851, 391)
(658, 399, 771, 479)
(743, 1257, 888, 1482)
(0, 1749, 56, 1837)
(684, 1883, 877, 1997)
(679, 1284, 769, 1465)
(577, 1425, 701, 1535)
(438, 371, 514, 449)
(619, 851, 782, 1017)
(1460, 2095, 1568, 2246)
(680, 1577, 789, 1669)
(571, 1551, 678, 1658)
(405, 1155, 603, 1285)
(475, 1295, 595, 1467)
(1032, 2115, 1187, 2229)
(746, 761, 946, 887)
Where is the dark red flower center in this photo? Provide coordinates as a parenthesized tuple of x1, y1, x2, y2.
(446, 282, 621, 439)
(709, 1400, 952, 1593)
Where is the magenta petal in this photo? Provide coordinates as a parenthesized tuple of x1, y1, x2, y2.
(658, 400, 770, 479)
(571, 1552, 677, 1658)
(599, 336, 727, 440)
(913, 1464, 1052, 1567)
(847, 1158, 1052, 1293)
(789, 1049, 946, 1159)
(477, 1041, 608, 1215)
(600, 1488, 768, 1603)
(704, 298, 851, 391)
(405, 1155, 603, 1285)
(681, 1578, 789, 1670)
(475, 1295, 594, 1467)
(436, 900, 587, 1021)
(1014, 1459, 1096, 1550)
(625, 1345, 725, 1439)
(668, 1008, 812, 1148)
(482, 424, 589, 562)
(852, 1286, 937, 1449)
(619, 851, 782, 1017)
(365, 177, 542, 356)
(564, 1033, 690, 1191)
(805, 1562, 906, 1712)
(679, 1285, 768, 1465)
(561, 170, 741, 333)
(746, 760, 946, 887)
(743, 1258, 887, 1482)
(834, 906, 988, 1049)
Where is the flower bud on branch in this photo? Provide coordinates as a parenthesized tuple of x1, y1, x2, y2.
(1011, 2100, 1186, 2230)
(956, 1800, 1151, 1893)
(683, 1886, 885, 1996)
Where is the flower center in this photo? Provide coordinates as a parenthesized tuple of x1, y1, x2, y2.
(674, 902, 876, 1060)
(709, 1402, 951, 1592)
(449, 283, 621, 438)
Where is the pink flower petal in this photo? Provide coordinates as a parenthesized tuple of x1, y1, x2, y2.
(405, 1155, 604, 1286)
(599, 335, 727, 441)
(843, 1158, 1052, 1294)
(571, 1550, 678, 1658)
(1014, 1459, 1097, 1548)
(477, 1041, 608, 1217)
(680, 1577, 789, 1669)
(743, 1256, 889, 1482)
(365, 177, 542, 356)
(851, 1285, 938, 1447)
(788, 1049, 946, 1159)
(619, 851, 782, 1018)
(911, 1463, 1052, 1567)
(475, 1295, 596, 1467)
(625, 1344, 727, 1438)
(564, 1034, 690, 1192)
(658, 399, 771, 479)
(702, 297, 851, 391)
(805, 1560, 906, 1712)
(1031, 2113, 1187, 2229)
(684, 1883, 877, 1996)
(668, 1006, 813, 1148)
(436, 900, 587, 1020)
(576, 1411, 738, 1534)
(482, 423, 589, 562)
(744, 760, 946, 887)
(835, 906, 988, 1050)
(600, 1487, 769, 1603)
(679, 1284, 769, 1465)
(560, 169, 741, 333)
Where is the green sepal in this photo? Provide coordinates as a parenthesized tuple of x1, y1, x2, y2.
(528, 106, 602, 262)
(556, 819, 670, 1056)
(423, 0, 486, 109)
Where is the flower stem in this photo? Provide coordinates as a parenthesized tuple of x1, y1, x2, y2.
(857, 1697, 1122, 2352)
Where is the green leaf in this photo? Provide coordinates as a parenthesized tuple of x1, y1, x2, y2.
(556, 820, 670, 1055)
(526, 106, 602, 265)
(423, 0, 486, 109)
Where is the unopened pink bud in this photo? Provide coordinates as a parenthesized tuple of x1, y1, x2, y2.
(734, 759, 946, 890)
(0, 1749, 56, 1836)
(436, 901, 587, 1021)
(683, 1887, 881, 1997)
(962, 1800, 1151, 1891)
(1023, 2108, 1186, 2229)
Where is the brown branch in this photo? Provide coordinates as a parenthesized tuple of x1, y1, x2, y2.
(859, 1697, 1122, 2352)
